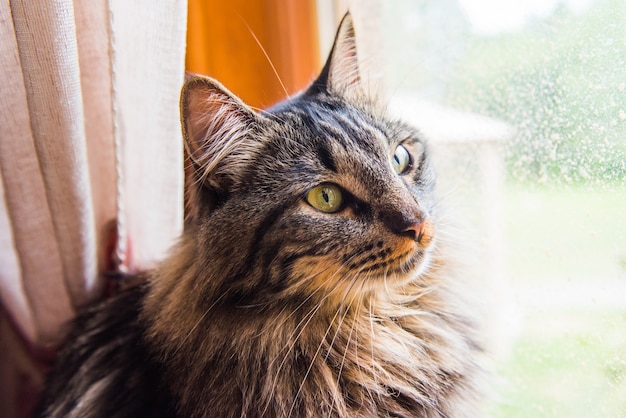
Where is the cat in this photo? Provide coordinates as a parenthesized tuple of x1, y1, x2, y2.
(37, 13, 484, 418)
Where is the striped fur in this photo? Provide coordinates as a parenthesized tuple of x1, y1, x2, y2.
(38, 13, 484, 417)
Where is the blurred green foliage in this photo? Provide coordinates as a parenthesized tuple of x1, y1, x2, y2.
(445, 0, 626, 185)
(493, 186, 626, 417)
(490, 308, 626, 418)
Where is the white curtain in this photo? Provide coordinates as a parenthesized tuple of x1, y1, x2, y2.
(0, 0, 186, 415)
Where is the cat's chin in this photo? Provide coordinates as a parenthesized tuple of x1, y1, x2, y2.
(399, 248, 434, 282)
(378, 247, 434, 287)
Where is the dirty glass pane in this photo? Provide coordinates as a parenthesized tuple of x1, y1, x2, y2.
(380, 0, 626, 416)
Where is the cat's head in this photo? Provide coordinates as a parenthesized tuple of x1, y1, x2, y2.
(180, 13, 437, 306)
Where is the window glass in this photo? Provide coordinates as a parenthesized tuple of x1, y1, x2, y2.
(380, 0, 626, 416)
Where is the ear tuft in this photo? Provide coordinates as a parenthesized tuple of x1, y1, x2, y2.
(180, 76, 259, 188)
(314, 12, 361, 95)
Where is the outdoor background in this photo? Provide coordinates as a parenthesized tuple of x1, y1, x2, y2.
(379, 0, 626, 416)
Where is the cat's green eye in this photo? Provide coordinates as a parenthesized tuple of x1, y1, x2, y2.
(306, 184, 343, 213)
(392, 144, 411, 175)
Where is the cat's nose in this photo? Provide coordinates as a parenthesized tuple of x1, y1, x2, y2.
(382, 208, 431, 243)
(412, 218, 434, 247)
(403, 220, 426, 242)
(382, 208, 434, 247)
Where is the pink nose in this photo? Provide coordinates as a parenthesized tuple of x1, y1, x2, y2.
(403, 221, 426, 242)
(404, 218, 434, 247)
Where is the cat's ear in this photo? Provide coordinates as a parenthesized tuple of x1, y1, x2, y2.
(180, 75, 261, 203)
(313, 12, 361, 95)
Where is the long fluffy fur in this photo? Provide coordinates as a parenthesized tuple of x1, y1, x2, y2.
(38, 13, 484, 418)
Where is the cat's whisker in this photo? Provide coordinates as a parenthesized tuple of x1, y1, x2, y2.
(170, 291, 227, 358)
(358, 53, 387, 101)
(328, 279, 366, 417)
(292, 271, 362, 418)
(382, 267, 394, 301)
(357, 298, 380, 410)
(287, 297, 346, 418)
(261, 299, 325, 417)
(237, 15, 290, 100)
(434, 183, 462, 206)
(296, 273, 358, 413)
(247, 104, 270, 114)
(367, 298, 384, 404)
(235, 300, 274, 309)
(268, 295, 323, 367)
(264, 261, 355, 414)
(387, 58, 426, 104)
(286, 261, 348, 324)
(323, 270, 363, 363)
(258, 286, 318, 340)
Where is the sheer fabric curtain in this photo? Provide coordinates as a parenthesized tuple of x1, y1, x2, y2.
(0, 0, 186, 415)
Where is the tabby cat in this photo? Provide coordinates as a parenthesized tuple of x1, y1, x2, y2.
(37, 13, 484, 418)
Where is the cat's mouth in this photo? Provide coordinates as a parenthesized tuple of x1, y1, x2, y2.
(347, 247, 412, 273)
(345, 218, 436, 278)
(288, 242, 433, 306)
(289, 221, 435, 299)
(333, 237, 434, 287)
(349, 244, 431, 280)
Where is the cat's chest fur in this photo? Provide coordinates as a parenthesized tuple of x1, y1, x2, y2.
(141, 256, 481, 418)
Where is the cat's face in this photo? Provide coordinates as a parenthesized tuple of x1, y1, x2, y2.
(181, 14, 437, 305)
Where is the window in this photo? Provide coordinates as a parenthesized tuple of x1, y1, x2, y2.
(352, 0, 626, 416)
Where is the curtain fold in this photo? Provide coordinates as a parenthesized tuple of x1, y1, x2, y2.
(0, 0, 186, 415)
(1, 0, 77, 346)
(108, 0, 186, 270)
